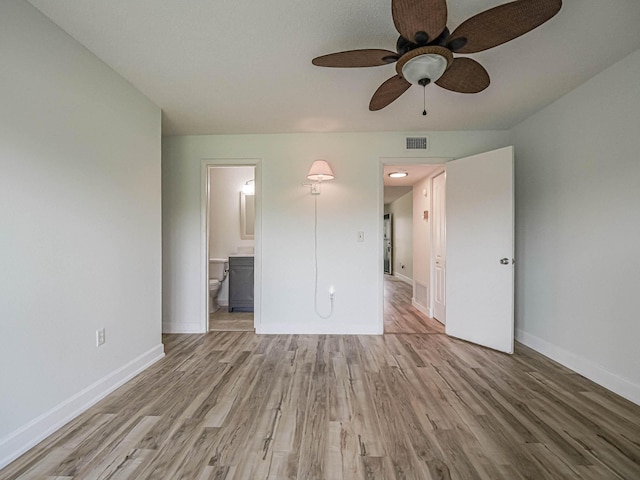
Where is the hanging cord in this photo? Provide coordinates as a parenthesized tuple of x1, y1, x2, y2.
(313, 194, 334, 319)
(419, 78, 430, 116)
(422, 85, 427, 116)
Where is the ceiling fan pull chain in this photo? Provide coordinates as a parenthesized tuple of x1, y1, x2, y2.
(422, 85, 427, 116)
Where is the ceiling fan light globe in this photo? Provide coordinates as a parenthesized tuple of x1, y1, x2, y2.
(401, 53, 448, 85)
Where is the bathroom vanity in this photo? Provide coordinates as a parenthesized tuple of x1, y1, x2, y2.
(228, 255, 254, 312)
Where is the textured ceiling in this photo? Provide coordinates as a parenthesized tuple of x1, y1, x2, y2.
(27, 0, 640, 135)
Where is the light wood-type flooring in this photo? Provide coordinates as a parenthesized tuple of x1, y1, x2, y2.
(3, 280, 640, 479)
(4, 336, 640, 479)
(209, 309, 254, 332)
(384, 276, 444, 334)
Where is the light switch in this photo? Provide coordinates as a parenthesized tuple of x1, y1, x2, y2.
(357, 231, 364, 242)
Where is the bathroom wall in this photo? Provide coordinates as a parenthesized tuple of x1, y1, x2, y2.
(0, 0, 162, 466)
(162, 130, 511, 334)
(208, 166, 255, 258)
(208, 166, 255, 303)
(386, 191, 413, 283)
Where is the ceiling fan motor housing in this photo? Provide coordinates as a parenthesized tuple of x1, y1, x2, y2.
(396, 27, 452, 55)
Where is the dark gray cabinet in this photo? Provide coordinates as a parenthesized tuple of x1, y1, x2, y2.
(228, 256, 254, 312)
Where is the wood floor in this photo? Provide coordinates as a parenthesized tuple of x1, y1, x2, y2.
(3, 279, 640, 479)
(3, 333, 640, 479)
(209, 309, 254, 332)
(384, 276, 443, 334)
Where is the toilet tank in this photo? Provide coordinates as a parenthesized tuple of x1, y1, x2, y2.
(209, 258, 229, 281)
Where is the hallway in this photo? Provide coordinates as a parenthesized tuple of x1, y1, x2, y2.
(383, 276, 444, 334)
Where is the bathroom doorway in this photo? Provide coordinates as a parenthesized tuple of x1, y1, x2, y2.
(205, 163, 258, 332)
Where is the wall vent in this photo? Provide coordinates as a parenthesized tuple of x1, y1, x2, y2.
(406, 136, 428, 150)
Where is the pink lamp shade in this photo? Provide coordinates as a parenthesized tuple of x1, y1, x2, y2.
(307, 160, 335, 181)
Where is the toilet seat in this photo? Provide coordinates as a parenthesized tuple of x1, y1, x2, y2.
(209, 279, 220, 289)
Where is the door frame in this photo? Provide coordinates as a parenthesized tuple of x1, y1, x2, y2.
(201, 158, 262, 333)
(379, 156, 450, 333)
(430, 170, 446, 323)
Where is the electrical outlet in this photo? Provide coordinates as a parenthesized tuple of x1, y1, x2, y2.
(96, 328, 106, 347)
(329, 286, 335, 300)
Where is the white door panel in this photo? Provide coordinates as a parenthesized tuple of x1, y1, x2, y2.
(445, 147, 514, 354)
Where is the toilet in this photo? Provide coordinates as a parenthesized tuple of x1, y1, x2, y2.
(209, 258, 229, 313)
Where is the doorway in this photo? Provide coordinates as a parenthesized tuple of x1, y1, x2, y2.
(381, 147, 515, 354)
(381, 159, 447, 334)
(202, 159, 261, 333)
(383, 214, 392, 275)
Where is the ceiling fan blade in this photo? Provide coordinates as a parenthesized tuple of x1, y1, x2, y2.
(369, 75, 412, 111)
(392, 0, 447, 45)
(435, 58, 490, 93)
(448, 0, 562, 53)
(312, 49, 399, 68)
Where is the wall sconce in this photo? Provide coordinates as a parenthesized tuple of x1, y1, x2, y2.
(304, 159, 336, 319)
(242, 179, 255, 195)
(304, 159, 335, 195)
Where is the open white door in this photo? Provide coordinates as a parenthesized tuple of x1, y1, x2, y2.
(445, 146, 514, 354)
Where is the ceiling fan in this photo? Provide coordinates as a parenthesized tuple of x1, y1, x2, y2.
(312, 0, 562, 113)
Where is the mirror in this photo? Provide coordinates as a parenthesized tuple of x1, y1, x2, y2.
(240, 192, 255, 239)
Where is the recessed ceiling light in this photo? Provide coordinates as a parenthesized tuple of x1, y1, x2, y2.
(389, 171, 408, 178)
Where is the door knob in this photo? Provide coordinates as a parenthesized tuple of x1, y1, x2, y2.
(500, 258, 509, 265)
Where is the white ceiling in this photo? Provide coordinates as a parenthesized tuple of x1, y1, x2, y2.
(27, 0, 640, 136)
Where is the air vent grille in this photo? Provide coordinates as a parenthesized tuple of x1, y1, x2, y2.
(406, 136, 428, 150)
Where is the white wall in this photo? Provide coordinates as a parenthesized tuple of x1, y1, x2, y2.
(0, 0, 163, 466)
(387, 192, 413, 282)
(511, 48, 640, 404)
(162, 131, 510, 335)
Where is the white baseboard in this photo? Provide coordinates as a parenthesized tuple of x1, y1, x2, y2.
(393, 272, 412, 285)
(411, 298, 431, 318)
(162, 322, 203, 334)
(516, 329, 640, 406)
(0, 344, 165, 469)
(256, 323, 382, 335)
